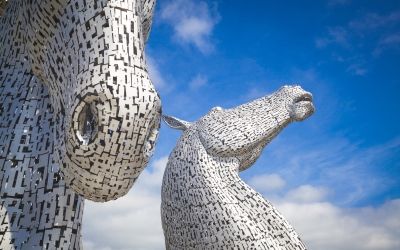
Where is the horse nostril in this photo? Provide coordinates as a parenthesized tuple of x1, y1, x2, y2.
(76, 102, 98, 145)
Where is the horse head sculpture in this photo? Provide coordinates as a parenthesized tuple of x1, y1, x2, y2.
(1, 0, 160, 248)
(1, 0, 161, 202)
(162, 85, 314, 249)
(196, 85, 314, 171)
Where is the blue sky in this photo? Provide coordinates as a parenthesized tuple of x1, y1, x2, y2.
(83, 1, 400, 249)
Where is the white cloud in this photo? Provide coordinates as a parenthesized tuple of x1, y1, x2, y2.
(189, 74, 208, 89)
(257, 136, 400, 206)
(160, 0, 219, 54)
(248, 182, 400, 250)
(82, 157, 168, 250)
(147, 55, 166, 90)
(248, 173, 286, 192)
(277, 198, 400, 250)
(82, 141, 400, 250)
(285, 185, 329, 203)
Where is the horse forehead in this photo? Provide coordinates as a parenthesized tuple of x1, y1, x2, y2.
(198, 100, 280, 134)
(201, 107, 245, 123)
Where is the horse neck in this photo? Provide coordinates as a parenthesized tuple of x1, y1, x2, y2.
(166, 129, 253, 200)
(0, 9, 84, 249)
(0, 16, 42, 131)
(0, 64, 84, 249)
(168, 128, 297, 218)
(0, 1, 28, 65)
(0, 0, 47, 118)
(163, 130, 306, 249)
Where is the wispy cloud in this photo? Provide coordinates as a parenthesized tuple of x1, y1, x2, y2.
(160, 0, 220, 54)
(379, 33, 400, 45)
(374, 32, 400, 55)
(346, 62, 367, 76)
(316, 9, 400, 75)
(349, 11, 400, 32)
(189, 74, 208, 89)
(147, 55, 167, 90)
(316, 26, 349, 48)
(318, 10, 400, 48)
(245, 135, 400, 206)
(348, 10, 400, 55)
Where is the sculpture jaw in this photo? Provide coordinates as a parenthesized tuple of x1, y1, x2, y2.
(237, 138, 268, 171)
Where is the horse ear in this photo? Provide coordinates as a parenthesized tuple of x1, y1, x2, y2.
(162, 115, 191, 131)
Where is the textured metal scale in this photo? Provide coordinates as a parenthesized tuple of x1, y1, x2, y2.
(0, 0, 159, 248)
(162, 86, 315, 250)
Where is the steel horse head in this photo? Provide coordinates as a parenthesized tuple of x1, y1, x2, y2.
(1, 0, 161, 202)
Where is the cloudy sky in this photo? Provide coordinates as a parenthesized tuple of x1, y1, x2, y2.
(83, 0, 400, 249)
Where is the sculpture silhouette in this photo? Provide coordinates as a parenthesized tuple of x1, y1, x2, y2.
(0, 0, 159, 248)
(162, 85, 314, 249)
